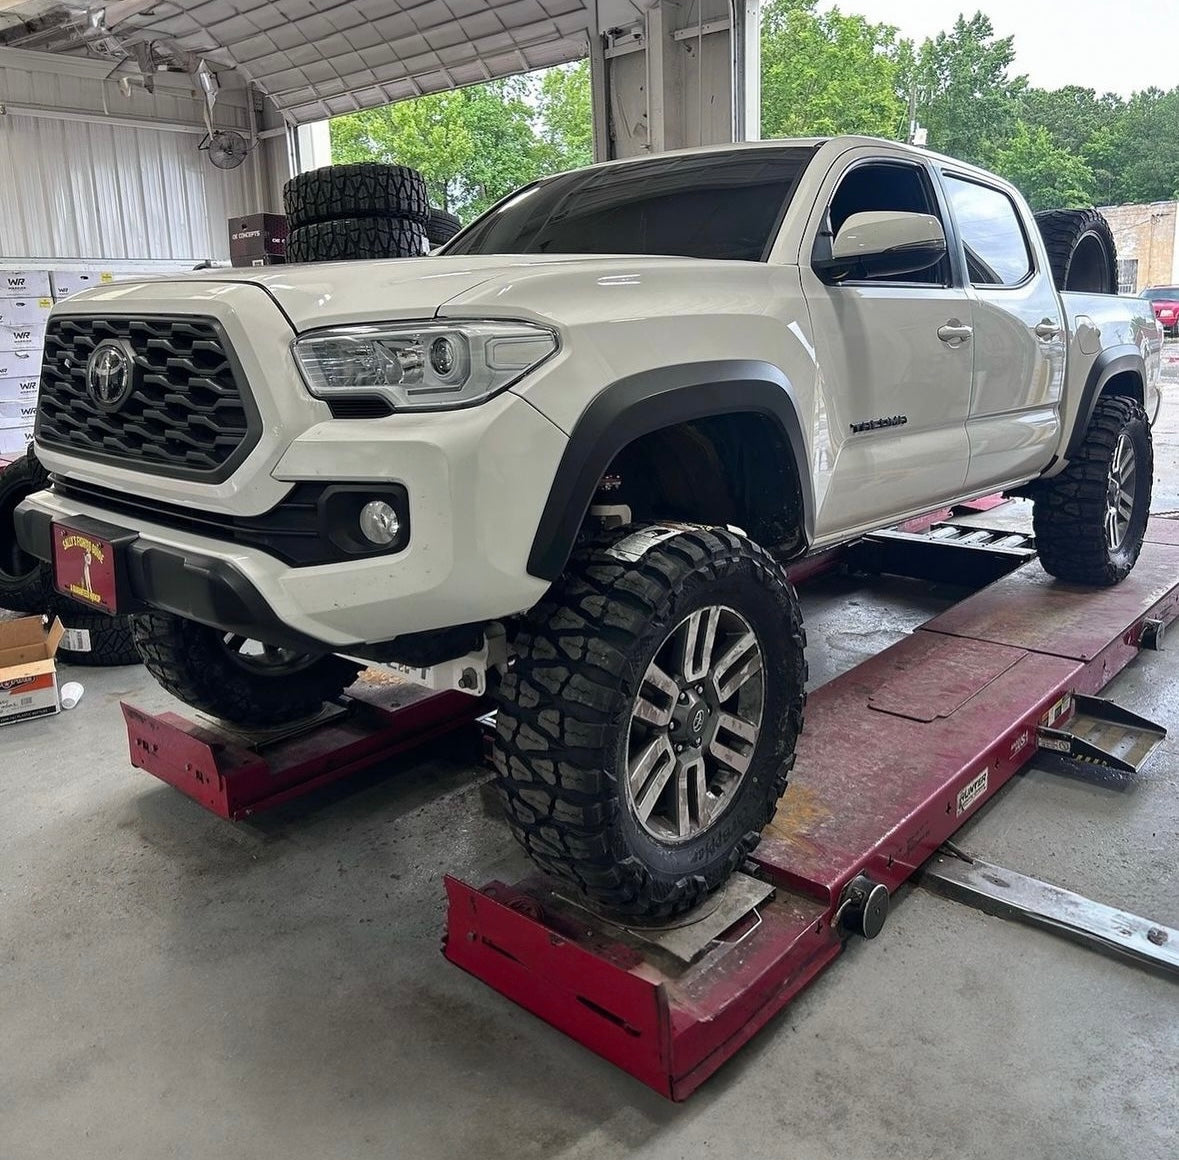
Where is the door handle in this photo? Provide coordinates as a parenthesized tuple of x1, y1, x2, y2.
(937, 321, 973, 343)
(1035, 319, 1062, 339)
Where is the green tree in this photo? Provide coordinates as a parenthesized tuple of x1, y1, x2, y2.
(330, 72, 585, 222)
(761, 0, 909, 140)
(1106, 87, 1179, 204)
(913, 12, 1025, 166)
(991, 121, 1095, 209)
(536, 60, 593, 171)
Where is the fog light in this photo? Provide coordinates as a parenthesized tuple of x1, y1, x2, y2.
(359, 500, 400, 545)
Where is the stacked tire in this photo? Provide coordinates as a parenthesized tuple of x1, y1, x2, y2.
(284, 163, 430, 263)
(0, 449, 139, 667)
(425, 207, 462, 249)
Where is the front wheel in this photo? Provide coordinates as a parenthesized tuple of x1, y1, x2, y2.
(493, 525, 807, 920)
(1033, 395, 1153, 586)
(131, 613, 363, 726)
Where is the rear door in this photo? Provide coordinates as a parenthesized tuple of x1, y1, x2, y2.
(939, 171, 1066, 490)
(798, 149, 974, 539)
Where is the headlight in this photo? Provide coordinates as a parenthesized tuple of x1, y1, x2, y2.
(293, 321, 557, 411)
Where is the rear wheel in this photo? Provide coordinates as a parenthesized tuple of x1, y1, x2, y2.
(1033, 396, 1152, 586)
(493, 525, 806, 920)
(131, 612, 363, 726)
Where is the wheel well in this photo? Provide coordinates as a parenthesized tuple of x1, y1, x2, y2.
(597, 413, 806, 554)
(1100, 370, 1144, 406)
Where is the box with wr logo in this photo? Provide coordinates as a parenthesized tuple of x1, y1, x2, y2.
(0, 416, 34, 456)
(0, 376, 39, 403)
(0, 270, 52, 298)
(0, 323, 46, 353)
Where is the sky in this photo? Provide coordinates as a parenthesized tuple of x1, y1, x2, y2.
(819, 0, 1179, 96)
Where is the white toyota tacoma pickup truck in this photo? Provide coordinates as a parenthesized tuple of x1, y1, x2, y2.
(17, 136, 1163, 918)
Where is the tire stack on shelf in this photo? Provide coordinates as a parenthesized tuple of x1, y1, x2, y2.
(0, 447, 139, 666)
(284, 163, 431, 262)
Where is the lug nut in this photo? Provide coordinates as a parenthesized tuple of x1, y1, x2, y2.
(679, 692, 689, 703)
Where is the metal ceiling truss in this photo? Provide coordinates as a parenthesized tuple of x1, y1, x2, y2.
(0, 1, 595, 124)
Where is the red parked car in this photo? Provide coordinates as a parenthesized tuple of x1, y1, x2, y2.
(1141, 286, 1179, 336)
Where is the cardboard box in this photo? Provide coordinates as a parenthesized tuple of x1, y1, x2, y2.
(0, 375, 39, 403)
(0, 350, 40, 379)
(51, 271, 102, 300)
(0, 323, 46, 352)
(229, 213, 288, 266)
(1, 270, 52, 298)
(0, 397, 37, 422)
(0, 422, 34, 456)
(0, 297, 52, 329)
(0, 616, 64, 728)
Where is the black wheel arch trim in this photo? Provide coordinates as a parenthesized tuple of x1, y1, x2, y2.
(1065, 344, 1146, 462)
(526, 361, 812, 582)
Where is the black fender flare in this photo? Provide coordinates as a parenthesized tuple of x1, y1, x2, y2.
(1064, 344, 1146, 462)
(526, 360, 812, 581)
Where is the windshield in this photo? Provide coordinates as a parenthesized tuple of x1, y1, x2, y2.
(1142, 286, 1179, 301)
(445, 147, 817, 262)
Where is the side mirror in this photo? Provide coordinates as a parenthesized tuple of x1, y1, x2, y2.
(815, 211, 947, 281)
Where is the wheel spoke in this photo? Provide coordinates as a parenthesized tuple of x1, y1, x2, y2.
(680, 607, 719, 683)
(710, 632, 762, 702)
(1105, 507, 1119, 549)
(633, 662, 678, 727)
(673, 759, 693, 838)
(629, 735, 677, 822)
(223, 634, 247, 654)
(709, 711, 758, 774)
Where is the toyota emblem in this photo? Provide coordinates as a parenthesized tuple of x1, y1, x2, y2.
(85, 340, 134, 410)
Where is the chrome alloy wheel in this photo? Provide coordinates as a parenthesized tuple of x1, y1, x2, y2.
(1105, 431, 1137, 551)
(624, 605, 765, 843)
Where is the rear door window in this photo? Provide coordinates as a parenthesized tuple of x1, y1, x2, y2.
(943, 175, 1033, 287)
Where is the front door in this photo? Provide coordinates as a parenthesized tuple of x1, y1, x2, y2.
(799, 153, 974, 541)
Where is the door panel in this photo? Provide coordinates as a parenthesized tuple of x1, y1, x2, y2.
(964, 284, 1066, 486)
(939, 172, 1066, 489)
(803, 277, 973, 536)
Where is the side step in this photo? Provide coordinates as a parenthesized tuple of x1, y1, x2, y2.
(1037, 694, 1167, 774)
(847, 522, 1037, 586)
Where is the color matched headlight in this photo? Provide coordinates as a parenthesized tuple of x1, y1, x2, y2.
(293, 321, 557, 411)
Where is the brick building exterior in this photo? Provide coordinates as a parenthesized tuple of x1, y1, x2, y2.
(1099, 200, 1179, 293)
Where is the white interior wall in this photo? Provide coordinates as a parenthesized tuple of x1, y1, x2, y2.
(0, 45, 267, 267)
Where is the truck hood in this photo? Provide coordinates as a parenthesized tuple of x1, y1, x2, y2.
(152, 255, 643, 331)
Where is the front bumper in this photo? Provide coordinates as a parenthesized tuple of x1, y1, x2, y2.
(18, 385, 567, 649)
(17, 502, 328, 653)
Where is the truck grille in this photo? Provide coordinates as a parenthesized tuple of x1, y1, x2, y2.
(36, 316, 258, 480)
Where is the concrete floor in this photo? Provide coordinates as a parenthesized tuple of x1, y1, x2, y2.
(2, 348, 1177, 1159)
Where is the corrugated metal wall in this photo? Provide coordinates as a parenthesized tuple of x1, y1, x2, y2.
(0, 54, 264, 263)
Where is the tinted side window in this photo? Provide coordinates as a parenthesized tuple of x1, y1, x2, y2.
(823, 161, 948, 285)
(943, 175, 1033, 287)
